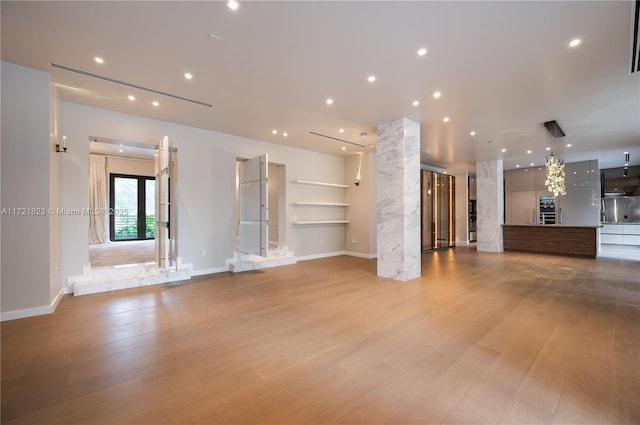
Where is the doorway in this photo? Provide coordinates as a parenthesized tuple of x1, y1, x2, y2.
(87, 137, 177, 268)
(421, 170, 456, 251)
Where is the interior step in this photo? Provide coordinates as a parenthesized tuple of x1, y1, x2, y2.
(69, 261, 192, 296)
(227, 251, 297, 273)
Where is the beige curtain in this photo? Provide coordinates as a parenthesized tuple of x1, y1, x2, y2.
(89, 154, 109, 244)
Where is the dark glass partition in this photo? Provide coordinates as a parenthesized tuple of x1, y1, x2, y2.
(421, 171, 433, 251)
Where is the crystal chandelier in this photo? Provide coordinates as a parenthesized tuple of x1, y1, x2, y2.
(545, 152, 566, 196)
(543, 120, 567, 196)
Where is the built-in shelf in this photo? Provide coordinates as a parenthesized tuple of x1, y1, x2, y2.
(292, 179, 349, 188)
(294, 201, 350, 207)
(293, 220, 350, 225)
(292, 179, 349, 224)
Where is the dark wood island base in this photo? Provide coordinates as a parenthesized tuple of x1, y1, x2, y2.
(503, 225, 599, 258)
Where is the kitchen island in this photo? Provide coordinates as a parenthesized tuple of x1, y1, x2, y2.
(503, 224, 600, 258)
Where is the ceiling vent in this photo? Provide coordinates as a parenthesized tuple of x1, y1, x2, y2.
(50, 63, 213, 108)
(631, 0, 640, 73)
(308, 131, 366, 148)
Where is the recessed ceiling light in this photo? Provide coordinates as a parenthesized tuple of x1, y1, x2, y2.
(367, 75, 376, 83)
(152, 101, 159, 107)
(501, 148, 507, 153)
(417, 47, 427, 56)
(272, 130, 278, 135)
(566, 143, 572, 147)
(546, 147, 551, 151)
(443, 117, 450, 122)
(94, 57, 104, 64)
(470, 131, 476, 136)
(119, 144, 123, 147)
(530, 162, 535, 166)
(341, 146, 346, 151)
(526, 150, 532, 154)
(412, 100, 420, 106)
(283, 132, 288, 137)
(184, 72, 193, 80)
(433, 91, 441, 98)
(128, 95, 135, 101)
(226, 0, 239, 11)
(516, 164, 520, 168)
(443, 171, 448, 174)
(119, 149, 124, 153)
(339, 128, 345, 133)
(326, 98, 334, 105)
(569, 38, 582, 47)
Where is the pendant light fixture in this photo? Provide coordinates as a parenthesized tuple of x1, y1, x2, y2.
(543, 120, 567, 197)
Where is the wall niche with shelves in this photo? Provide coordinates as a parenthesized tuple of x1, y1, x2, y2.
(292, 180, 350, 225)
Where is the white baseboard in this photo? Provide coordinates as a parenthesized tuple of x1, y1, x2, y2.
(296, 251, 346, 262)
(192, 265, 230, 277)
(1, 288, 65, 322)
(51, 288, 64, 310)
(344, 251, 377, 259)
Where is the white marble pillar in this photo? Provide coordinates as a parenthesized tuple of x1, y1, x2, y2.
(376, 117, 421, 281)
(477, 159, 504, 252)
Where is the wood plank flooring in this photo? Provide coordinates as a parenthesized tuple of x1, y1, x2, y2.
(1, 247, 639, 424)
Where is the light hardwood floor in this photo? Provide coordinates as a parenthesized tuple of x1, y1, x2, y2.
(1, 247, 639, 424)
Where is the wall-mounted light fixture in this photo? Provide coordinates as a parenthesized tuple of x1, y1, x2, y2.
(355, 152, 363, 186)
(56, 136, 68, 153)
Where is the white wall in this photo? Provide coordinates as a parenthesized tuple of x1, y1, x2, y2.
(268, 163, 280, 244)
(62, 102, 346, 279)
(1, 62, 52, 313)
(369, 153, 377, 256)
(453, 172, 469, 245)
(344, 152, 376, 258)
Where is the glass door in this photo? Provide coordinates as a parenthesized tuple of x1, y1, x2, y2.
(434, 173, 450, 248)
(109, 174, 155, 241)
(238, 154, 268, 257)
(155, 136, 178, 270)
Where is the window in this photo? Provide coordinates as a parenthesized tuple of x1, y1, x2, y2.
(109, 174, 155, 241)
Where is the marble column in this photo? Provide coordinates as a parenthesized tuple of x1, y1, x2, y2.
(477, 159, 504, 252)
(376, 117, 421, 281)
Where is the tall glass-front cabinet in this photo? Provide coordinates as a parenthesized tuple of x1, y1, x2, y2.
(421, 170, 456, 251)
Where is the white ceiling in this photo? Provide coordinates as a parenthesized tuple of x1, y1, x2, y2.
(2, 1, 639, 172)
